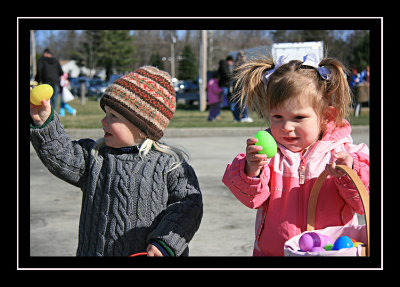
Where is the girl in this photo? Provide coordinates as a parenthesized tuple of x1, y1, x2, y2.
(207, 72, 223, 121)
(59, 73, 77, 117)
(30, 66, 203, 257)
(222, 54, 369, 256)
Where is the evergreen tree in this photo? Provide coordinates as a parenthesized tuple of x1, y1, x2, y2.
(75, 30, 136, 81)
(97, 30, 136, 81)
(178, 44, 197, 80)
(149, 52, 164, 70)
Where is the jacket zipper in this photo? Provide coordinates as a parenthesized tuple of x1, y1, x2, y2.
(298, 141, 319, 184)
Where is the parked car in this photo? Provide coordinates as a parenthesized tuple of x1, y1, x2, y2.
(69, 77, 90, 97)
(88, 79, 108, 100)
(176, 79, 199, 104)
(176, 71, 215, 105)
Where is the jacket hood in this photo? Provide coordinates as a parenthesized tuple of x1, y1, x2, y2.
(42, 57, 59, 65)
(316, 119, 353, 155)
(321, 119, 352, 142)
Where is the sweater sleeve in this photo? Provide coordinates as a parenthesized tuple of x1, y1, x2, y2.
(30, 111, 94, 188)
(334, 143, 369, 215)
(222, 153, 271, 209)
(147, 160, 203, 256)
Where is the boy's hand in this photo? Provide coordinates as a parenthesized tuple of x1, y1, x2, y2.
(30, 87, 52, 126)
(325, 151, 354, 177)
(245, 138, 267, 177)
(146, 244, 164, 257)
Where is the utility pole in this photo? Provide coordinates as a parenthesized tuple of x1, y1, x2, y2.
(199, 30, 207, 112)
(170, 32, 176, 79)
(31, 30, 36, 79)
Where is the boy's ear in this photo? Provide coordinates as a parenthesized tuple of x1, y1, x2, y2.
(323, 106, 338, 123)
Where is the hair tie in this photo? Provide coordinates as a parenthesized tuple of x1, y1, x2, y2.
(262, 54, 331, 87)
(302, 54, 331, 80)
(262, 55, 289, 86)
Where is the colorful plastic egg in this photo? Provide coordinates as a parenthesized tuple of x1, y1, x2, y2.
(353, 242, 364, 247)
(311, 247, 326, 253)
(254, 130, 277, 158)
(299, 232, 333, 252)
(30, 84, 53, 105)
(332, 236, 354, 250)
(299, 233, 317, 252)
(321, 234, 334, 246)
(323, 244, 333, 251)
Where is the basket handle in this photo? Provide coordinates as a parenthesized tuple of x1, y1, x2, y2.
(306, 165, 370, 256)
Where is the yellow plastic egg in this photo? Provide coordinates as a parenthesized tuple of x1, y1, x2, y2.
(30, 84, 53, 105)
(353, 242, 364, 247)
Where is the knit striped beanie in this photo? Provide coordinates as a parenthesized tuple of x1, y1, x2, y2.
(100, 66, 176, 141)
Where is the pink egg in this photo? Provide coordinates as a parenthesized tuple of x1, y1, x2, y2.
(311, 247, 326, 252)
(320, 234, 334, 246)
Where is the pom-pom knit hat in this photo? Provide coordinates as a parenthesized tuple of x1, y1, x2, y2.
(100, 66, 176, 141)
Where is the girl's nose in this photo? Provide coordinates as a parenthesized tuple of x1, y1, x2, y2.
(281, 120, 294, 132)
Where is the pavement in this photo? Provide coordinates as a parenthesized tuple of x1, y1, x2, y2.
(29, 126, 369, 257)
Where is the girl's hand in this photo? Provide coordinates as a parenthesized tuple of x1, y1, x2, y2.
(146, 244, 164, 257)
(30, 87, 52, 126)
(325, 151, 354, 177)
(245, 138, 268, 177)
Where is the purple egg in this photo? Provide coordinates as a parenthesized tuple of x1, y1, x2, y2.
(299, 232, 321, 252)
(299, 232, 334, 252)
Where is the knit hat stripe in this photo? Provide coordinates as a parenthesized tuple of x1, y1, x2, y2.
(114, 78, 174, 121)
(104, 84, 170, 130)
(100, 66, 176, 141)
(135, 66, 176, 97)
(119, 74, 175, 117)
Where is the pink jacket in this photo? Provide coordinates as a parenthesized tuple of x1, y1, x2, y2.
(207, 78, 223, 105)
(222, 120, 369, 256)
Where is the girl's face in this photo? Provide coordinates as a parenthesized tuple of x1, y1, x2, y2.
(101, 105, 144, 148)
(269, 97, 321, 153)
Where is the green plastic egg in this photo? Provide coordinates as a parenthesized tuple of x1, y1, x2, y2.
(254, 130, 277, 158)
(30, 84, 53, 105)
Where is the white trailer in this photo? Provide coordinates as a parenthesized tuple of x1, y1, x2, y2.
(272, 41, 324, 62)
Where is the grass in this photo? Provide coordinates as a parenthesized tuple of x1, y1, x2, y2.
(59, 98, 370, 129)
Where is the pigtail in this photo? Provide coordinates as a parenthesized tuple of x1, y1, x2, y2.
(319, 58, 352, 126)
(232, 57, 274, 119)
(139, 139, 189, 172)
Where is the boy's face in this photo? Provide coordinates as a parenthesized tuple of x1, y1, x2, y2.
(101, 105, 144, 148)
(269, 97, 321, 153)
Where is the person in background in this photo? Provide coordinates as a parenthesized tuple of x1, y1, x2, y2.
(207, 72, 223, 121)
(232, 51, 253, 123)
(59, 73, 77, 117)
(35, 48, 64, 111)
(218, 55, 234, 112)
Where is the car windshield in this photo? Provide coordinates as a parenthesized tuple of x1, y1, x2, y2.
(90, 79, 107, 86)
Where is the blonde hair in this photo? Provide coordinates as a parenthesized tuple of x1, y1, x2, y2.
(91, 138, 188, 172)
(233, 56, 352, 128)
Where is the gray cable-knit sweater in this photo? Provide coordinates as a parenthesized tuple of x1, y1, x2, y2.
(30, 112, 203, 256)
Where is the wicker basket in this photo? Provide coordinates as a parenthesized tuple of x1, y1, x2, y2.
(284, 165, 369, 256)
